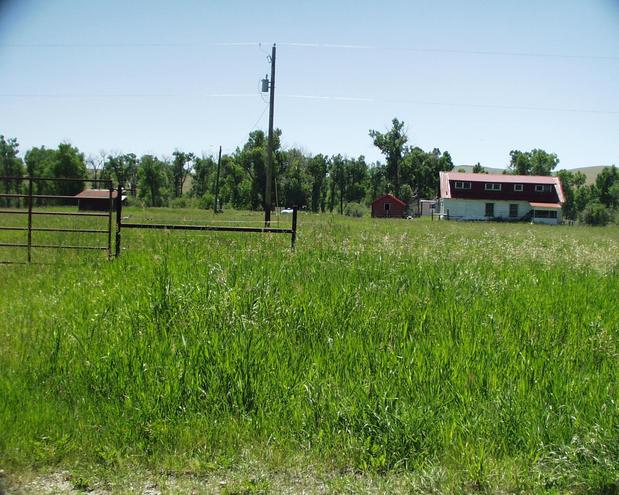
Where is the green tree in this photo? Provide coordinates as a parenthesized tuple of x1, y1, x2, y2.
(330, 154, 347, 214)
(0, 136, 24, 207)
(345, 155, 368, 203)
(236, 130, 282, 210)
(102, 153, 138, 194)
(138, 155, 169, 206)
(51, 143, 86, 196)
(401, 147, 452, 199)
(307, 154, 328, 212)
(279, 148, 310, 208)
(191, 155, 217, 198)
(508, 149, 559, 176)
(367, 164, 387, 204)
(472, 162, 486, 174)
(400, 184, 414, 212)
(581, 201, 610, 226)
(595, 165, 618, 209)
(575, 184, 597, 214)
(171, 151, 195, 198)
(24, 146, 56, 199)
(557, 169, 587, 220)
(217, 154, 252, 209)
(369, 118, 408, 196)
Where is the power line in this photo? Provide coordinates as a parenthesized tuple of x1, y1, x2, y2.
(278, 42, 619, 61)
(0, 91, 617, 115)
(1, 40, 617, 61)
(248, 103, 269, 132)
(0, 92, 258, 98)
(281, 94, 619, 115)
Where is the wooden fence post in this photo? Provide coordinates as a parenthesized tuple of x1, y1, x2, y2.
(291, 206, 298, 249)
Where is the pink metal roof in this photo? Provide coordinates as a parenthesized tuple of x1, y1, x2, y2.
(439, 171, 565, 203)
(442, 171, 559, 184)
(529, 202, 562, 209)
(439, 172, 451, 199)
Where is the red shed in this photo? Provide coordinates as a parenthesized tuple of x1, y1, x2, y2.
(371, 194, 407, 218)
(74, 189, 126, 211)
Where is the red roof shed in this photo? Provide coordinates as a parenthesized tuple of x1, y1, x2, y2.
(74, 189, 126, 211)
(371, 194, 407, 218)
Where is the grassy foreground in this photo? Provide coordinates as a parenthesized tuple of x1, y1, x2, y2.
(1, 209, 618, 493)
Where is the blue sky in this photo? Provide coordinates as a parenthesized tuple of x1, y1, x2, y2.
(0, 0, 618, 169)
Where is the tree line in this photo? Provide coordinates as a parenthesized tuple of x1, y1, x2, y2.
(1, 118, 617, 224)
(0, 119, 454, 213)
(503, 148, 618, 225)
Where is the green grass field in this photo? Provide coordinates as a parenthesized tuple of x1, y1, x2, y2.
(1, 208, 618, 493)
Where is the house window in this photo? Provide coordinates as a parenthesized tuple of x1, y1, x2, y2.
(535, 184, 552, 193)
(484, 183, 502, 191)
(534, 210, 558, 218)
(509, 204, 519, 217)
(514, 184, 523, 192)
(485, 203, 494, 217)
(384, 202, 390, 211)
(454, 181, 471, 190)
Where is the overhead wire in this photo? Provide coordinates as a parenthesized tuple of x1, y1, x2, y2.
(2, 40, 617, 114)
(1, 40, 617, 60)
(1, 91, 617, 115)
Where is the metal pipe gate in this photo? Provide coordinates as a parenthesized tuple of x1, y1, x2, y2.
(114, 183, 298, 254)
(0, 176, 115, 263)
(0, 177, 298, 263)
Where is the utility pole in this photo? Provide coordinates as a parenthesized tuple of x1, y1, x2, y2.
(214, 145, 222, 214)
(263, 43, 276, 226)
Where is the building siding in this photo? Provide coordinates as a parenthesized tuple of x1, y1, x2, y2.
(440, 198, 561, 224)
(449, 181, 560, 203)
(371, 195, 407, 218)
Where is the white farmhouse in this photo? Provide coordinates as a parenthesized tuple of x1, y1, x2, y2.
(438, 171, 565, 224)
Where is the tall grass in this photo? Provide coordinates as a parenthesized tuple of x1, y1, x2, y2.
(1, 210, 617, 492)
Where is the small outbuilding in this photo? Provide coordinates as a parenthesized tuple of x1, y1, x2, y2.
(418, 199, 437, 216)
(74, 189, 126, 211)
(371, 194, 407, 218)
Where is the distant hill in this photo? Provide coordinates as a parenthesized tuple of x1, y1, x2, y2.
(453, 165, 505, 175)
(564, 166, 610, 185)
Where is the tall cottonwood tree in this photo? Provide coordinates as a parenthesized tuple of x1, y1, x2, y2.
(369, 118, 408, 196)
(307, 154, 328, 212)
(102, 153, 138, 193)
(508, 149, 559, 176)
(0, 135, 24, 206)
(171, 151, 195, 197)
(138, 155, 169, 206)
(51, 143, 87, 196)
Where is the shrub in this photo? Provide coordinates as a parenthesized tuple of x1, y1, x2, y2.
(580, 201, 611, 226)
(168, 197, 187, 209)
(344, 202, 366, 218)
(124, 195, 143, 208)
(198, 193, 215, 210)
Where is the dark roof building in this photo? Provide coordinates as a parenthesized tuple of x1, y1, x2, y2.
(371, 194, 407, 218)
(74, 189, 125, 211)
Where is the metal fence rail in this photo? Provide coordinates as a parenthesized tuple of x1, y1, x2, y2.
(0, 176, 114, 262)
(114, 183, 298, 254)
(0, 177, 300, 263)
